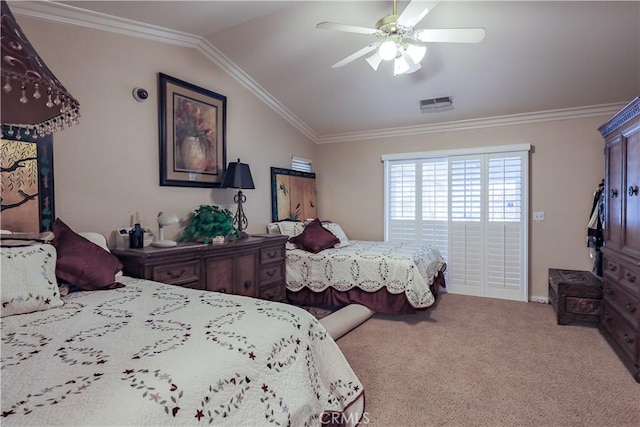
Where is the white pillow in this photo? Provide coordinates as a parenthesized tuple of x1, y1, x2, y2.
(79, 232, 110, 252)
(277, 221, 304, 237)
(1, 244, 64, 317)
(322, 222, 351, 248)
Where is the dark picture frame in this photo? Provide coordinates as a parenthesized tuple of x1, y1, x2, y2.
(159, 73, 227, 187)
(271, 167, 317, 222)
(1, 125, 55, 232)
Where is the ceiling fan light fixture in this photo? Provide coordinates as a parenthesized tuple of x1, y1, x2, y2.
(405, 43, 427, 64)
(365, 51, 383, 71)
(378, 39, 397, 61)
(402, 51, 422, 74)
(393, 55, 410, 76)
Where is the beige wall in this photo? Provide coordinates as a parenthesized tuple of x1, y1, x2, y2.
(313, 117, 607, 301)
(16, 16, 315, 243)
(15, 15, 610, 302)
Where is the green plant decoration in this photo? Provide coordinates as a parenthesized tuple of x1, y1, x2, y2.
(180, 205, 237, 244)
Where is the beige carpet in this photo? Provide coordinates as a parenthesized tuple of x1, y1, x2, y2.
(336, 293, 639, 427)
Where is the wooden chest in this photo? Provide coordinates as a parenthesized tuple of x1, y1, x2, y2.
(548, 268, 603, 325)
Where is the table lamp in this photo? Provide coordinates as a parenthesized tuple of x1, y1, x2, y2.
(220, 158, 255, 238)
(152, 211, 179, 247)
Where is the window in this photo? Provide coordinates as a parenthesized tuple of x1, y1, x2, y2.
(291, 156, 312, 172)
(383, 144, 530, 302)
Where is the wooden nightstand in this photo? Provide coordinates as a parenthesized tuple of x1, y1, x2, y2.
(112, 235, 288, 302)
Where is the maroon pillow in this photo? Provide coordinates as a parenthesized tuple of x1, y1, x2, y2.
(52, 218, 124, 290)
(289, 218, 339, 254)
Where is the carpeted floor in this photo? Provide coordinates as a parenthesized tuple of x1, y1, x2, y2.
(336, 293, 640, 427)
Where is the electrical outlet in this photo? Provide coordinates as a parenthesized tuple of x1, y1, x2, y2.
(533, 211, 545, 221)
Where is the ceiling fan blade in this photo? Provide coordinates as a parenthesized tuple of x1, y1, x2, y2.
(397, 1, 439, 28)
(332, 42, 380, 68)
(317, 21, 379, 36)
(414, 28, 486, 43)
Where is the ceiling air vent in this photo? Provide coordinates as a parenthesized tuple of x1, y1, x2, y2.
(420, 96, 453, 113)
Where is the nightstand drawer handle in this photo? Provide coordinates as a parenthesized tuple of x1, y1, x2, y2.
(266, 251, 278, 259)
(266, 270, 276, 277)
(623, 334, 634, 344)
(167, 269, 186, 279)
(244, 280, 252, 289)
(625, 273, 636, 283)
(608, 263, 617, 272)
(218, 288, 227, 293)
(626, 302, 637, 313)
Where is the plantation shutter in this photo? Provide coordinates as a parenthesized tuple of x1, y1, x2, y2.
(386, 160, 417, 241)
(485, 153, 526, 300)
(383, 144, 529, 302)
(448, 156, 484, 296)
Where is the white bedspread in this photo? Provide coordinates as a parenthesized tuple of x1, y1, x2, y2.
(1, 277, 364, 426)
(286, 240, 446, 309)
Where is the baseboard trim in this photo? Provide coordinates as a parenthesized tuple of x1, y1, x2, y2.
(530, 296, 549, 304)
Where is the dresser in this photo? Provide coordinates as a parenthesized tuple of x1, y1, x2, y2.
(598, 97, 640, 383)
(112, 234, 288, 302)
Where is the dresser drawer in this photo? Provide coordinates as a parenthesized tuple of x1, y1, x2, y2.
(619, 263, 640, 296)
(259, 283, 286, 302)
(602, 254, 621, 281)
(260, 245, 285, 264)
(601, 301, 638, 362)
(260, 264, 284, 285)
(603, 279, 638, 325)
(152, 260, 200, 286)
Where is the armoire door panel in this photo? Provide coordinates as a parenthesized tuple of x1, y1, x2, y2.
(605, 138, 624, 251)
(623, 127, 640, 257)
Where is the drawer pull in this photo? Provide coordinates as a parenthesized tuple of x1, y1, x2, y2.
(605, 286, 614, 296)
(244, 280, 252, 289)
(267, 251, 278, 259)
(624, 273, 636, 283)
(610, 189, 618, 198)
(266, 270, 276, 277)
(623, 334, 634, 344)
(628, 185, 638, 197)
(626, 302, 637, 313)
(607, 263, 617, 272)
(167, 269, 186, 279)
(218, 288, 227, 293)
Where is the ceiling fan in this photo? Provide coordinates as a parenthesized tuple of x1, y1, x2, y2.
(317, 0, 485, 76)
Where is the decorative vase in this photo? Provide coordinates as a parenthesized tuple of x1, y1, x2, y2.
(181, 136, 207, 171)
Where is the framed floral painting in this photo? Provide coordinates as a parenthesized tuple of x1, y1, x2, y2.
(159, 73, 227, 187)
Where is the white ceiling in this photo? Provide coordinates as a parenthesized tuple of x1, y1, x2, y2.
(30, 1, 640, 139)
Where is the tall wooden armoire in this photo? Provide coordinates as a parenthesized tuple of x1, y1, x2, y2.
(598, 97, 640, 383)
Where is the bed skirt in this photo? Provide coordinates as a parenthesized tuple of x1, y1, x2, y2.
(287, 265, 446, 314)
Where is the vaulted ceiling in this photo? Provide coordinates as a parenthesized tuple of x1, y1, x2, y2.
(18, 1, 640, 141)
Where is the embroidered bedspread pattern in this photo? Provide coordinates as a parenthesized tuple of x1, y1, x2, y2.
(1, 277, 363, 426)
(286, 240, 446, 308)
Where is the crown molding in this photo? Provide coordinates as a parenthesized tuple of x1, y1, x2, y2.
(9, 1, 200, 47)
(10, 1, 318, 142)
(10, 2, 627, 145)
(315, 102, 627, 144)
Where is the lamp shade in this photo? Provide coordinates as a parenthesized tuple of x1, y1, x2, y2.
(220, 158, 255, 190)
(1, 1, 80, 137)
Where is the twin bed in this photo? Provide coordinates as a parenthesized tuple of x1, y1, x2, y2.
(269, 219, 447, 315)
(1, 224, 364, 426)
